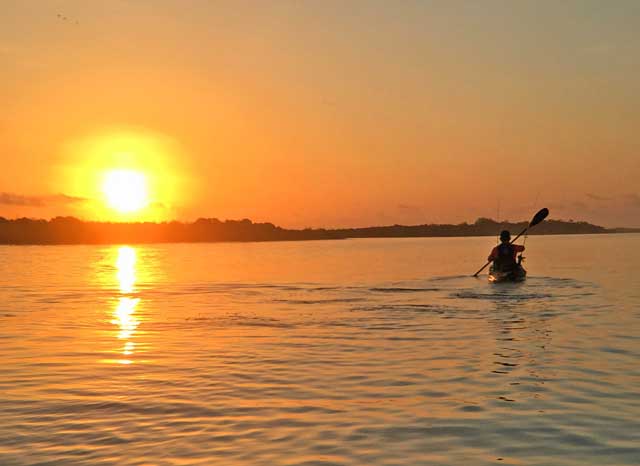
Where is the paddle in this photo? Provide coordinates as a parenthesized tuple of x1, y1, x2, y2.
(472, 208, 549, 277)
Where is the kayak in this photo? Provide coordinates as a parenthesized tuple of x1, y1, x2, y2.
(488, 265, 527, 283)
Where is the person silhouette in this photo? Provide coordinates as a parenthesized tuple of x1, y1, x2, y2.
(487, 230, 525, 272)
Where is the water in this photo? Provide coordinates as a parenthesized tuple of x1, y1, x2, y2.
(0, 235, 638, 465)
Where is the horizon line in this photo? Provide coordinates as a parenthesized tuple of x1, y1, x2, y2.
(1, 214, 638, 231)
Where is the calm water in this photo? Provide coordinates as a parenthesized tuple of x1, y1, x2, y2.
(0, 235, 638, 465)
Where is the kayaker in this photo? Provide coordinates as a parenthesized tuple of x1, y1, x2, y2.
(488, 230, 525, 271)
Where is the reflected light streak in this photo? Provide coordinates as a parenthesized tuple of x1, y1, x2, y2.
(111, 246, 139, 364)
(116, 246, 137, 293)
(112, 297, 139, 340)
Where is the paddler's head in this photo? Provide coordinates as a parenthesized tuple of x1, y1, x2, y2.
(499, 230, 511, 243)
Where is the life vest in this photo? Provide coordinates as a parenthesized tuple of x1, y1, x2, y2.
(493, 243, 516, 271)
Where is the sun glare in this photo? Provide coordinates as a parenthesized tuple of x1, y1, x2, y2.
(102, 170, 149, 213)
(62, 129, 186, 221)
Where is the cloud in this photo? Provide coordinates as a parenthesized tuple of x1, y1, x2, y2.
(0, 193, 46, 207)
(586, 193, 611, 201)
(397, 203, 421, 211)
(53, 194, 87, 204)
(624, 193, 640, 207)
(0, 192, 88, 207)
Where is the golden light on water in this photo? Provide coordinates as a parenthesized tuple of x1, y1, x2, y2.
(110, 246, 140, 364)
(116, 245, 137, 294)
(114, 297, 140, 342)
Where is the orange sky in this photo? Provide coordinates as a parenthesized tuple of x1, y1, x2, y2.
(2, 1, 639, 227)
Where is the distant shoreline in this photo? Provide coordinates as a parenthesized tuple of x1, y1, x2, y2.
(0, 231, 637, 248)
(0, 216, 638, 245)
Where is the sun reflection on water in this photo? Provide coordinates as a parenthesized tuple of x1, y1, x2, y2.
(110, 246, 140, 364)
(116, 246, 137, 293)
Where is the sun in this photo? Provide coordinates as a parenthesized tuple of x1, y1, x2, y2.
(102, 169, 149, 213)
(61, 129, 187, 221)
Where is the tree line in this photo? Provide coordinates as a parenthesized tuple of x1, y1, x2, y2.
(0, 215, 624, 245)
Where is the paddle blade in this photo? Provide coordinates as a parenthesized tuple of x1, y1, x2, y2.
(529, 208, 549, 227)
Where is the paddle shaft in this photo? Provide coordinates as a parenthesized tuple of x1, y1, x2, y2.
(472, 226, 528, 277)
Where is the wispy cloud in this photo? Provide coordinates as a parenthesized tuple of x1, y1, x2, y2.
(397, 203, 420, 211)
(0, 192, 88, 207)
(586, 193, 611, 202)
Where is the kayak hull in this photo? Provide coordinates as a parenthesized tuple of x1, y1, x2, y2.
(488, 266, 527, 283)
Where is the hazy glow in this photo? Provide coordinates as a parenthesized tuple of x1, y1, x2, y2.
(102, 169, 149, 213)
(58, 130, 185, 221)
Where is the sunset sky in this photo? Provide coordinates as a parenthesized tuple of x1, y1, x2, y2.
(2, 0, 639, 227)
